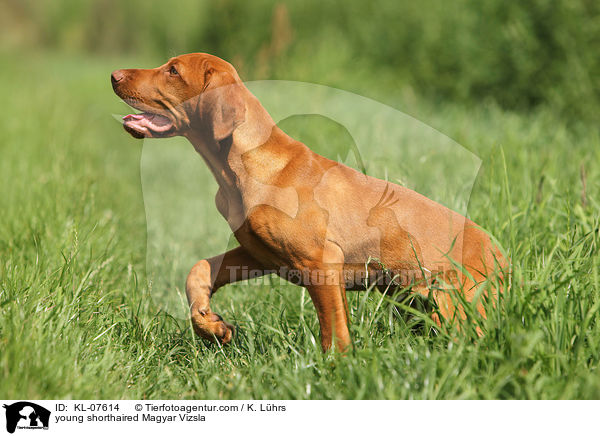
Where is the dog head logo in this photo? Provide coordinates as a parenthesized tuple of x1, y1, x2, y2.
(2, 402, 50, 433)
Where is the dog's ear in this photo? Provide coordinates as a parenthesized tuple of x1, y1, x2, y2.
(198, 68, 246, 141)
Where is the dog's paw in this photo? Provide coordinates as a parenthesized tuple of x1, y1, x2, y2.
(191, 310, 235, 345)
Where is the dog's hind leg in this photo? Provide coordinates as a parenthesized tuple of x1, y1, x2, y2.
(186, 246, 267, 344)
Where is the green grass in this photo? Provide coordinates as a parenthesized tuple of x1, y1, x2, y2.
(1, 50, 600, 399)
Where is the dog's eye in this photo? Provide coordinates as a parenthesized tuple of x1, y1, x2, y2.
(169, 65, 179, 76)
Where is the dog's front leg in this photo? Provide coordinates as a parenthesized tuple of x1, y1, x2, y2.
(186, 246, 266, 344)
(304, 241, 351, 352)
(307, 283, 351, 352)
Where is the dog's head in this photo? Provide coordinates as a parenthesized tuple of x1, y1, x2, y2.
(111, 53, 246, 140)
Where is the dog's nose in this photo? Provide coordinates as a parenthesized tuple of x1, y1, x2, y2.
(111, 69, 125, 84)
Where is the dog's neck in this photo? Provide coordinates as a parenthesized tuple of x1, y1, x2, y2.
(184, 95, 301, 197)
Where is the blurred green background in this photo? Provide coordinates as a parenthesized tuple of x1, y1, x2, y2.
(3, 0, 599, 121)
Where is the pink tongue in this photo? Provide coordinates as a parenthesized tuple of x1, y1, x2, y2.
(123, 114, 145, 121)
(123, 112, 173, 133)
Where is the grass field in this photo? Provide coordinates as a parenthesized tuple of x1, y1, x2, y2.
(1, 50, 600, 399)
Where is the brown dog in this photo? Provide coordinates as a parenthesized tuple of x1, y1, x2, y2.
(111, 53, 506, 351)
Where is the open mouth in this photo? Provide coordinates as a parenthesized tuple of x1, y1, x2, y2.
(122, 112, 175, 139)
